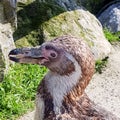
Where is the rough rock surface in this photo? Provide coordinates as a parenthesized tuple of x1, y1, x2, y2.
(18, 42, 120, 119)
(0, 1, 16, 81)
(0, 23, 15, 69)
(98, 2, 120, 33)
(42, 9, 112, 60)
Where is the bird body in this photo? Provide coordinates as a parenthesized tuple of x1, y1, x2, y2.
(9, 35, 120, 120)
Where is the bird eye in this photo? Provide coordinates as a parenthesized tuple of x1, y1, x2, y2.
(50, 52, 57, 58)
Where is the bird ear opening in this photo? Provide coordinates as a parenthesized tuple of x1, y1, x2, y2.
(64, 52, 74, 62)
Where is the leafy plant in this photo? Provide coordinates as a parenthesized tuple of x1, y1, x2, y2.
(104, 28, 120, 43)
(0, 64, 47, 120)
(95, 57, 109, 74)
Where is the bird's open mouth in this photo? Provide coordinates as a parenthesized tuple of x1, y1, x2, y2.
(9, 56, 19, 62)
(9, 52, 39, 59)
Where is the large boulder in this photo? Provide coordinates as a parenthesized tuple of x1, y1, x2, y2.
(42, 9, 112, 60)
(98, 2, 120, 33)
(0, 1, 16, 81)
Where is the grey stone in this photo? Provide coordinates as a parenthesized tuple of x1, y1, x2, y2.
(98, 2, 120, 33)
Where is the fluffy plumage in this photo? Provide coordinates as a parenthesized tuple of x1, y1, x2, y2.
(9, 35, 119, 120)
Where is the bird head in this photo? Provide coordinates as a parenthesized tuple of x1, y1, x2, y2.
(8, 35, 95, 98)
(8, 43, 75, 75)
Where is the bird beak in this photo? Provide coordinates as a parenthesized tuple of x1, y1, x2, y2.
(8, 46, 48, 65)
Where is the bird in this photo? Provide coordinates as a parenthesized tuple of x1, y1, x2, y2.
(9, 35, 119, 120)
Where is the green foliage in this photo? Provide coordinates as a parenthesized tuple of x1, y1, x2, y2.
(0, 64, 47, 120)
(104, 28, 120, 43)
(95, 57, 109, 74)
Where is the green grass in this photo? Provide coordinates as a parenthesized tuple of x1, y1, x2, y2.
(104, 28, 120, 43)
(0, 64, 47, 120)
(99, 29, 120, 73)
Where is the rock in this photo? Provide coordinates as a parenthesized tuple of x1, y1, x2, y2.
(38, 0, 109, 14)
(98, 2, 120, 33)
(50, 0, 80, 11)
(0, 23, 15, 75)
(0, 1, 16, 81)
(42, 9, 112, 60)
(0, 2, 4, 23)
(0, 24, 15, 81)
(2, 0, 17, 27)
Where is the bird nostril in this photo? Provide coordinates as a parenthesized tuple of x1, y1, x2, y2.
(25, 51, 29, 54)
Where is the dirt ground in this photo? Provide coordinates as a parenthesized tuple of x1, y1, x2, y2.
(18, 43, 120, 120)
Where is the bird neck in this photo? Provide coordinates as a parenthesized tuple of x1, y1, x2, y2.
(45, 56, 82, 114)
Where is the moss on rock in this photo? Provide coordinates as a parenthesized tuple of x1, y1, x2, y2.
(42, 9, 112, 60)
(42, 10, 95, 47)
(14, 1, 65, 47)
